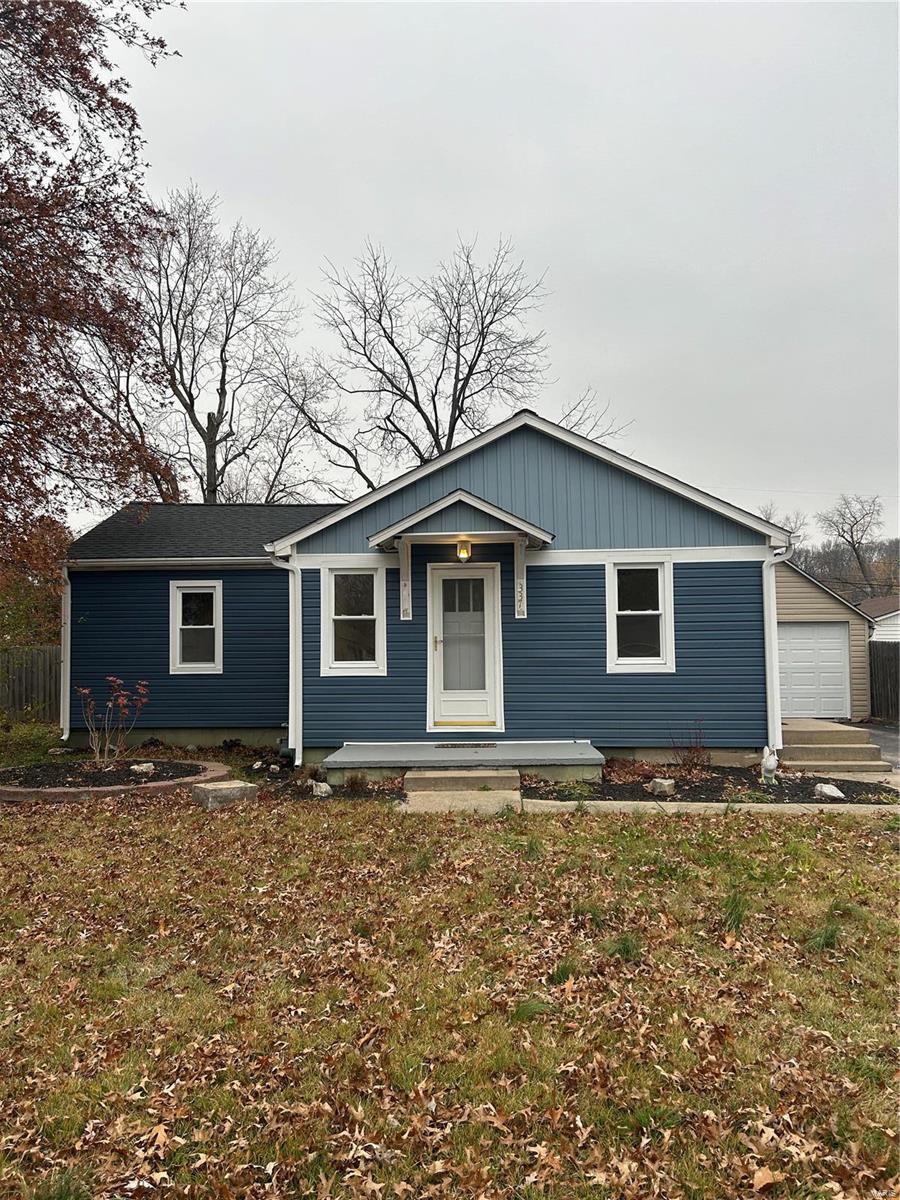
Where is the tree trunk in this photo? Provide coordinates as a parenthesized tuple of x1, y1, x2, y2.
(204, 413, 218, 504)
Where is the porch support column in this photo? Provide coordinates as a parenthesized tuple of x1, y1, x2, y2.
(399, 536, 412, 620)
(514, 535, 527, 618)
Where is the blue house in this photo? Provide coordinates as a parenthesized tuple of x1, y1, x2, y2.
(63, 410, 792, 767)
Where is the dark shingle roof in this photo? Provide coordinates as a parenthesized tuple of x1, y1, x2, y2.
(68, 502, 343, 561)
(857, 595, 900, 619)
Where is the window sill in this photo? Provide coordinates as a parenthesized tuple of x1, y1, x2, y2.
(170, 664, 224, 675)
(320, 662, 387, 679)
(606, 660, 676, 675)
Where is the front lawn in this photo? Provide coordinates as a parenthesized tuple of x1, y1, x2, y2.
(0, 793, 896, 1198)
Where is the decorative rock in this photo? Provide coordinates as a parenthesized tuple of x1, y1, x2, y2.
(310, 780, 333, 799)
(251, 760, 264, 771)
(646, 777, 676, 797)
(192, 780, 258, 811)
(268, 764, 281, 774)
(48, 746, 75, 755)
(129, 762, 155, 776)
(814, 783, 845, 801)
(185, 744, 198, 753)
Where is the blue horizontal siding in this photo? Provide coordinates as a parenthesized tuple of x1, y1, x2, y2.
(302, 426, 765, 553)
(302, 547, 767, 747)
(69, 569, 289, 729)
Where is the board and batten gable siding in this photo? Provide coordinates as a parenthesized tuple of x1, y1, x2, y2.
(775, 563, 870, 720)
(68, 568, 289, 729)
(302, 543, 767, 747)
(299, 426, 766, 553)
(402, 499, 521, 535)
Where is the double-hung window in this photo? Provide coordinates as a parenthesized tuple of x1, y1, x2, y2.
(605, 561, 675, 673)
(321, 566, 387, 676)
(169, 580, 223, 674)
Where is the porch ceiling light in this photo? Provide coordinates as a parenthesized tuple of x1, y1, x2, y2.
(456, 540, 471, 562)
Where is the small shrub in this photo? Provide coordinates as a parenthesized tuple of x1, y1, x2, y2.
(671, 723, 712, 771)
(512, 996, 554, 1021)
(722, 886, 748, 934)
(74, 676, 150, 765)
(607, 931, 642, 962)
(547, 957, 578, 985)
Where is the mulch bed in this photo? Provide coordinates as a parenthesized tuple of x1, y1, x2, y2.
(0, 759, 205, 790)
(521, 758, 897, 805)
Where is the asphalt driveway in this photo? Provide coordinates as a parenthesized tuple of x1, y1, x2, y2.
(866, 721, 900, 768)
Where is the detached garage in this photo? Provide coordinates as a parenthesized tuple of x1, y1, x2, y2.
(775, 562, 872, 720)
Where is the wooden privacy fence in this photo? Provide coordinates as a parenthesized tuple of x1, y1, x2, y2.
(869, 641, 899, 721)
(0, 646, 61, 723)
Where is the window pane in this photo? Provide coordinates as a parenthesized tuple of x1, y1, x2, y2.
(471, 579, 484, 612)
(334, 618, 376, 662)
(442, 579, 456, 613)
(334, 573, 374, 616)
(617, 568, 659, 612)
(181, 627, 216, 663)
(617, 614, 661, 658)
(182, 591, 214, 626)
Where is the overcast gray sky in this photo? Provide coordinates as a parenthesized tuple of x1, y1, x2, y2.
(122, 1, 898, 537)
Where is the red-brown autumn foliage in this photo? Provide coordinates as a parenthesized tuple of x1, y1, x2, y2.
(0, 0, 176, 575)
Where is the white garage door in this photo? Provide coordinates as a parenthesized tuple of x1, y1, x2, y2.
(778, 622, 851, 718)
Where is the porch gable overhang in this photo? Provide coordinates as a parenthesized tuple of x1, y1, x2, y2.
(366, 489, 555, 551)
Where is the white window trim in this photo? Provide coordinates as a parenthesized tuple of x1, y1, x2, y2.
(605, 560, 676, 674)
(169, 580, 223, 675)
(320, 565, 387, 677)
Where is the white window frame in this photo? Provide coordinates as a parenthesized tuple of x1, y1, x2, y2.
(320, 565, 387, 677)
(605, 560, 676, 674)
(169, 580, 223, 675)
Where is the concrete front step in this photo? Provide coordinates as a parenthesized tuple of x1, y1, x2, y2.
(405, 768, 519, 793)
(785, 759, 893, 774)
(781, 742, 882, 762)
(782, 721, 870, 746)
(404, 790, 521, 813)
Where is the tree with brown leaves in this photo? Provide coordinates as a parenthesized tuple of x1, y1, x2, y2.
(0, 0, 175, 574)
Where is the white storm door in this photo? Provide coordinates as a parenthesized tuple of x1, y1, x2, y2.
(428, 565, 503, 730)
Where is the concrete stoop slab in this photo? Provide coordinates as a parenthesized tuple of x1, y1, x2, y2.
(403, 790, 521, 813)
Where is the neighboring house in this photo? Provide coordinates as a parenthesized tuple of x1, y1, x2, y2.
(774, 563, 873, 720)
(63, 409, 802, 760)
(857, 595, 900, 642)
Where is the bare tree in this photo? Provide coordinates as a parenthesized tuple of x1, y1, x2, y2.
(66, 187, 319, 505)
(815, 494, 883, 596)
(290, 239, 621, 492)
(757, 501, 809, 544)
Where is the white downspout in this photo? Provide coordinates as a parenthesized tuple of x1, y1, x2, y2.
(762, 543, 794, 750)
(60, 565, 71, 741)
(268, 553, 303, 763)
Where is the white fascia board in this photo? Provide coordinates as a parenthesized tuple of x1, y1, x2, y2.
(525, 546, 772, 566)
(267, 410, 791, 554)
(367, 488, 554, 548)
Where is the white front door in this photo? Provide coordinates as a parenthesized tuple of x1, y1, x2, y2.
(778, 621, 851, 718)
(428, 564, 503, 730)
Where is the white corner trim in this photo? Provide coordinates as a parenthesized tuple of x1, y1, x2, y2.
(60, 565, 71, 739)
(268, 555, 303, 757)
(527, 545, 772, 566)
(605, 559, 676, 674)
(763, 546, 793, 749)
(168, 580, 223, 675)
(367, 488, 554, 548)
(267, 410, 790, 555)
(319, 564, 387, 678)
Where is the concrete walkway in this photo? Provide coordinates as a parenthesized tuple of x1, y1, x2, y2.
(402, 794, 896, 816)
